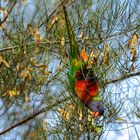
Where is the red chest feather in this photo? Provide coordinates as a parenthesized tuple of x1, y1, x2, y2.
(87, 81, 99, 97)
(75, 80, 87, 102)
(75, 79, 99, 104)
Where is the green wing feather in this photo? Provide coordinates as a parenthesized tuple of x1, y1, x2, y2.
(63, 6, 83, 89)
(63, 6, 80, 63)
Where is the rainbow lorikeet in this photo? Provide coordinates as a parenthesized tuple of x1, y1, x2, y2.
(63, 6, 104, 117)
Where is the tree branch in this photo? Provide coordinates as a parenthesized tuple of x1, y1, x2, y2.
(39, 0, 72, 28)
(106, 70, 140, 85)
(0, 70, 140, 135)
(0, 1, 17, 25)
(0, 46, 17, 52)
(0, 99, 65, 135)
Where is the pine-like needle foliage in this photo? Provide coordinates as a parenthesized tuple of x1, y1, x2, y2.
(0, 0, 140, 140)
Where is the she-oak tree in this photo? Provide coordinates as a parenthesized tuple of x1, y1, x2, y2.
(0, 0, 140, 139)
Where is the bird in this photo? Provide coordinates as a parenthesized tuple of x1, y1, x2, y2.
(63, 6, 104, 117)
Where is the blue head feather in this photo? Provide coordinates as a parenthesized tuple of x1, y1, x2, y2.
(86, 99, 104, 116)
(98, 105, 104, 115)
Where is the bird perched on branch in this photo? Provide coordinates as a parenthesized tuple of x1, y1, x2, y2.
(63, 6, 104, 117)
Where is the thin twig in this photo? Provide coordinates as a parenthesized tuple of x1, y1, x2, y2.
(0, 1, 17, 25)
(0, 99, 65, 135)
(1, 71, 140, 135)
(0, 46, 17, 52)
(106, 71, 140, 85)
(39, 0, 71, 28)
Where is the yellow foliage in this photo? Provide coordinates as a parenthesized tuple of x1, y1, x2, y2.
(9, 90, 19, 97)
(58, 102, 98, 132)
(25, 130, 38, 139)
(87, 110, 92, 122)
(0, 23, 5, 29)
(28, 26, 38, 34)
(0, 7, 5, 12)
(25, 93, 30, 102)
(131, 33, 139, 46)
(57, 63, 62, 71)
(21, 0, 28, 5)
(34, 34, 43, 43)
(128, 39, 131, 46)
(83, 36, 89, 40)
(0, 55, 10, 67)
(78, 108, 82, 121)
(79, 32, 84, 38)
(71, 59, 78, 66)
(88, 50, 99, 66)
(16, 64, 20, 71)
(26, 66, 33, 71)
(38, 77, 46, 85)
(44, 71, 50, 75)
(28, 26, 43, 43)
(130, 47, 137, 61)
(58, 108, 69, 120)
(47, 16, 58, 29)
(116, 117, 127, 122)
(30, 58, 37, 66)
(20, 69, 32, 80)
(102, 44, 110, 65)
(79, 124, 83, 131)
(129, 33, 138, 61)
(3, 89, 20, 97)
(51, 16, 58, 26)
(3, 10, 8, 23)
(36, 65, 48, 75)
(0, 8, 8, 23)
(58, 103, 75, 121)
(60, 36, 65, 46)
(59, 17, 65, 27)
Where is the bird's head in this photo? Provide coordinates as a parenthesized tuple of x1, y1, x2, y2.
(86, 97, 104, 117)
(97, 104, 104, 115)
